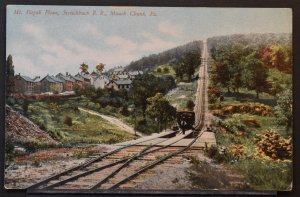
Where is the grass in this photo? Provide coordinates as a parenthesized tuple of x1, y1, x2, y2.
(13, 98, 136, 146)
(212, 110, 292, 190)
(61, 112, 135, 144)
(232, 159, 292, 190)
(207, 80, 292, 190)
(152, 64, 176, 78)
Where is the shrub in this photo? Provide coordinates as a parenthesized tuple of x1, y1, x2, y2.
(163, 67, 169, 73)
(120, 105, 129, 116)
(204, 145, 233, 163)
(64, 115, 73, 126)
(255, 129, 292, 160)
(186, 100, 195, 110)
(156, 68, 162, 73)
(242, 119, 261, 128)
(186, 158, 233, 189)
(222, 117, 248, 135)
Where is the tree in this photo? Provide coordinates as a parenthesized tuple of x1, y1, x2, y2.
(6, 55, 15, 95)
(50, 84, 61, 94)
(174, 63, 184, 80)
(130, 74, 161, 117)
(210, 62, 230, 92)
(274, 89, 292, 133)
(96, 63, 105, 74)
(183, 51, 201, 81)
(130, 74, 176, 117)
(242, 53, 268, 98)
(146, 93, 176, 132)
(186, 100, 195, 110)
(80, 62, 89, 74)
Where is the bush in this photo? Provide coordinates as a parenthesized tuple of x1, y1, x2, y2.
(163, 67, 169, 73)
(120, 105, 129, 116)
(64, 115, 73, 126)
(186, 158, 233, 189)
(156, 68, 162, 73)
(221, 117, 248, 135)
(255, 129, 292, 160)
(204, 145, 233, 163)
(186, 100, 195, 110)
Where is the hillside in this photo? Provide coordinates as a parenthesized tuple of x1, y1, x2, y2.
(207, 33, 291, 51)
(5, 105, 58, 145)
(125, 40, 203, 72)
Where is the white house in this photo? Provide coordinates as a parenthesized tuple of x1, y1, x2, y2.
(93, 75, 109, 89)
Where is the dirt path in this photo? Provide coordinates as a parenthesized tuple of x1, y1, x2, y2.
(78, 107, 144, 137)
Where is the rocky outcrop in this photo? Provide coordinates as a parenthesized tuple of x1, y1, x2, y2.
(5, 105, 58, 144)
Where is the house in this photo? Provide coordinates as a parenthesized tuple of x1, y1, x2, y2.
(14, 74, 35, 95)
(106, 79, 132, 91)
(33, 76, 41, 94)
(128, 71, 143, 80)
(75, 73, 92, 88)
(67, 74, 84, 89)
(93, 75, 109, 89)
(56, 73, 75, 91)
(115, 74, 129, 80)
(40, 75, 63, 93)
(112, 67, 128, 75)
(91, 71, 100, 78)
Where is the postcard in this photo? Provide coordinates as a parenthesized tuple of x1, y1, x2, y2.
(4, 5, 292, 192)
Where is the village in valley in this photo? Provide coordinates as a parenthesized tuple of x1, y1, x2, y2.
(13, 63, 143, 95)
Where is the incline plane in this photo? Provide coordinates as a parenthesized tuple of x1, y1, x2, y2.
(116, 40, 216, 148)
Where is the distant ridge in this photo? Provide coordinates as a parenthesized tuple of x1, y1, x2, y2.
(207, 33, 292, 50)
(125, 40, 203, 72)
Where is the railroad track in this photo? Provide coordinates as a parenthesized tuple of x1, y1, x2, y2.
(27, 42, 209, 191)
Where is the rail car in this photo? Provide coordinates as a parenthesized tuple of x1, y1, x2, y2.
(176, 110, 195, 133)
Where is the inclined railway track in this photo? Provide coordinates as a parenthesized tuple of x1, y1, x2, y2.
(28, 42, 209, 191)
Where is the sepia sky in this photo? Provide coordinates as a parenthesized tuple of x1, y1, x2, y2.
(6, 6, 292, 77)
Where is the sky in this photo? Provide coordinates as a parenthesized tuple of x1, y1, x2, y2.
(6, 6, 292, 77)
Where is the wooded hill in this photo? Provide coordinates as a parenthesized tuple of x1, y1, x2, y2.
(125, 40, 203, 72)
(207, 33, 291, 52)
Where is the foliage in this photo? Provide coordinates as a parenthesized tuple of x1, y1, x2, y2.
(63, 115, 73, 126)
(80, 62, 89, 74)
(233, 159, 292, 190)
(208, 33, 292, 97)
(50, 83, 61, 94)
(174, 51, 200, 82)
(255, 129, 292, 160)
(274, 89, 293, 132)
(186, 158, 234, 189)
(208, 86, 222, 103)
(204, 145, 233, 163)
(262, 44, 292, 74)
(96, 63, 105, 74)
(267, 69, 292, 96)
(241, 53, 268, 98)
(210, 102, 273, 117)
(130, 74, 176, 116)
(146, 93, 176, 132)
(126, 40, 202, 71)
(163, 66, 169, 73)
(186, 100, 195, 110)
(6, 54, 15, 95)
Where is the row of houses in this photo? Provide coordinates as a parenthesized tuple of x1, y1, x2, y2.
(14, 67, 143, 95)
